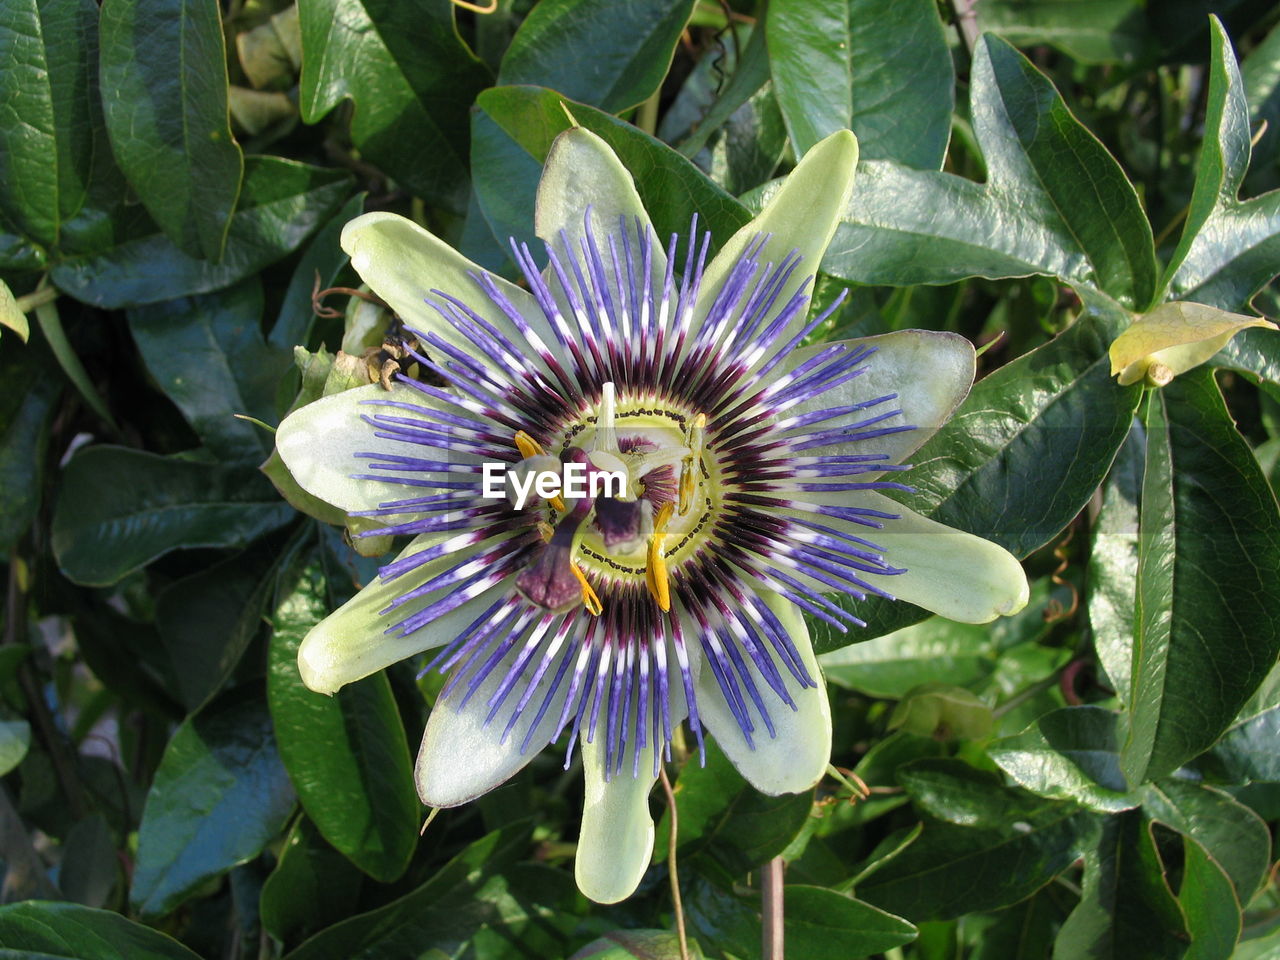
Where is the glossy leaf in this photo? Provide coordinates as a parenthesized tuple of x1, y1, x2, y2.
(767, 0, 951, 167)
(1165, 17, 1280, 310)
(856, 803, 1097, 921)
(975, 0, 1149, 65)
(1053, 814, 1188, 960)
(283, 824, 581, 960)
(0, 334, 61, 547)
(897, 759, 1056, 830)
(971, 888, 1072, 960)
(1205, 661, 1280, 783)
(1242, 18, 1280, 198)
(989, 707, 1140, 813)
(0, 718, 31, 776)
(572, 930, 706, 959)
(131, 686, 296, 918)
(674, 23, 770, 159)
(1140, 779, 1270, 903)
(498, 0, 694, 115)
(655, 739, 813, 875)
(154, 541, 284, 711)
(267, 553, 418, 883)
(0, 901, 202, 959)
(99, 0, 243, 260)
(779, 886, 917, 959)
(1179, 836, 1241, 960)
(471, 85, 750, 260)
(1087, 423, 1144, 704)
(128, 278, 288, 462)
(823, 36, 1157, 307)
(51, 157, 350, 309)
(298, 0, 488, 212)
(51, 445, 295, 586)
(0, 0, 124, 254)
(259, 816, 364, 946)
(1122, 370, 1280, 785)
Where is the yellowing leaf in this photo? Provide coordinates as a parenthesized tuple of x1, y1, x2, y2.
(0, 279, 29, 343)
(1109, 301, 1276, 386)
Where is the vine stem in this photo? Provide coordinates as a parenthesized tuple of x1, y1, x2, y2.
(658, 765, 690, 960)
(762, 856, 785, 959)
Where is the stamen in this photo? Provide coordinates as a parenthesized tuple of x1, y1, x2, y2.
(572, 562, 604, 615)
(678, 414, 706, 515)
(646, 502, 674, 611)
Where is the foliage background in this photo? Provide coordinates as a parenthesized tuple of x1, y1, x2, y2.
(2, 0, 1280, 957)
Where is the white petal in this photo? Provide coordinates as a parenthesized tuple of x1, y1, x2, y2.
(276, 382, 485, 515)
(415, 617, 573, 807)
(297, 533, 510, 695)
(575, 737, 658, 904)
(696, 129, 857, 356)
(776, 329, 976, 468)
(692, 592, 832, 795)
(860, 492, 1030, 623)
(341, 211, 571, 373)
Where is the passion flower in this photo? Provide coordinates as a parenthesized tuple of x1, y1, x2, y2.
(275, 126, 1028, 902)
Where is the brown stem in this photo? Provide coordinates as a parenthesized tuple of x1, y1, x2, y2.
(762, 856, 785, 960)
(658, 766, 690, 960)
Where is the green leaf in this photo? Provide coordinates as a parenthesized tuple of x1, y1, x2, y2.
(298, 0, 488, 212)
(1242, 18, 1280, 198)
(766, 0, 952, 167)
(1087, 422, 1144, 704)
(99, 0, 243, 260)
(819, 617, 996, 698)
(1122, 370, 1280, 785)
(0, 718, 31, 776)
(259, 815, 364, 946)
(815, 310, 1140, 649)
(989, 707, 1140, 813)
(822, 36, 1157, 307)
(155, 540, 284, 711)
(0, 0, 125, 254)
(975, 0, 1149, 65)
(856, 803, 1098, 922)
(58, 814, 119, 908)
(674, 23, 770, 159)
(655, 739, 813, 875)
(51, 445, 295, 587)
(897, 759, 1056, 830)
(1053, 813, 1188, 960)
(270, 191, 365, 349)
(0, 334, 60, 547)
(0, 279, 28, 342)
(1179, 836, 1241, 960)
(51, 157, 350, 309)
(131, 685, 296, 919)
(779, 886, 917, 959)
(0, 901, 202, 959)
(34, 298, 118, 431)
(1165, 17, 1280, 310)
(471, 85, 750, 260)
(970, 888, 1072, 960)
(498, 0, 694, 115)
(128, 278, 288, 462)
(283, 824, 580, 960)
(572, 930, 705, 960)
(1205, 661, 1280, 783)
(1140, 779, 1270, 904)
(267, 551, 418, 884)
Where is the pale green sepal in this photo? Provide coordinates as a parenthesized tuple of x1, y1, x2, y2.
(340, 211, 570, 371)
(780, 329, 975, 471)
(276, 382, 484, 516)
(415, 632, 573, 808)
(297, 533, 508, 694)
(696, 129, 858, 359)
(535, 126, 666, 316)
(1110, 301, 1277, 386)
(575, 738, 658, 904)
(0, 280, 29, 343)
(693, 591, 831, 795)
(860, 492, 1030, 623)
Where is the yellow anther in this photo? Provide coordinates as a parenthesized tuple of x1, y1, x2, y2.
(678, 465, 696, 515)
(678, 414, 707, 516)
(536, 521, 555, 542)
(646, 503, 674, 612)
(571, 562, 603, 616)
(513, 430, 565, 512)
